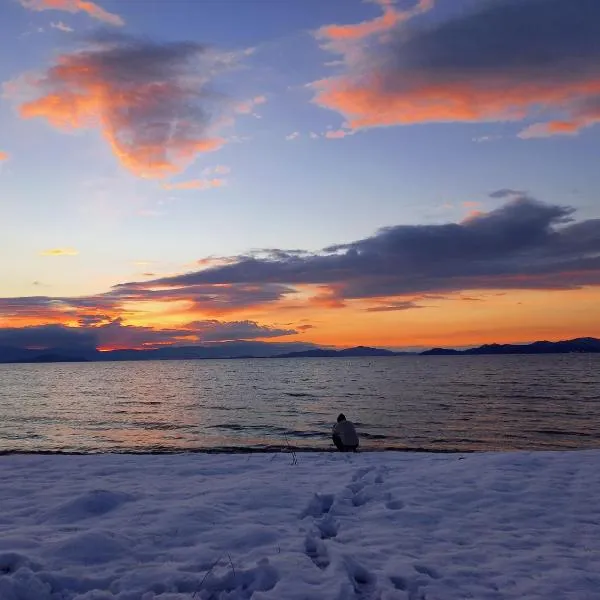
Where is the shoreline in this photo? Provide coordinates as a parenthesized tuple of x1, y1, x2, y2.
(0, 446, 477, 456)
(3, 442, 597, 456)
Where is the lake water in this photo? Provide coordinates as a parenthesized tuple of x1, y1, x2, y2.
(0, 355, 599, 453)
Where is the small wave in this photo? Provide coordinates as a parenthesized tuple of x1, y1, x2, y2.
(431, 437, 488, 444)
(285, 392, 314, 398)
(206, 424, 324, 439)
(360, 433, 390, 440)
(285, 430, 324, 439)
(129, 422, 193, 431)
(533, 429, 595, 438)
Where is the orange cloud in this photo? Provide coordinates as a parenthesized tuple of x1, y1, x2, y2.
(196, 256, 236, 267)
(20, 0, 123, 26)
(161, 178, 225, 191)
(520, 110, 600, 138)
(318, 0, 433, 43)
(461, 210, 485, 223)
(40, 247, 79, 256)
(307, 286, 347, 309)
(315, 78, 600, 130)
(319, 4, 399, 42)
(0, 151, 8, 161)
(13, 35, 245, 178)
(313, 0, 600, 137)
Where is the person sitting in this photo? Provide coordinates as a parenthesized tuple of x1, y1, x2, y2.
(332, 413, 359, 452)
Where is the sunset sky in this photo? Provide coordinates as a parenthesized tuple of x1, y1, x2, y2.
(1, 0, 599, 351)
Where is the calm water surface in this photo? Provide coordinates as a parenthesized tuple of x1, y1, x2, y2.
(0, 355, 599, 453)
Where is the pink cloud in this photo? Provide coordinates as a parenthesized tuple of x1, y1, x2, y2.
(235, 95, 267, 115)
(313, 0, 600, 138)
(11, 35, 257, 178)
(161, 178, 226, 191)
(20, 0, 123, 26)
(317, 0, 432, 43)
(325, 129, 351, 139)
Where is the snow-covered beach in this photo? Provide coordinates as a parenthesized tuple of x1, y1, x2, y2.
(1, 450, 599, 600)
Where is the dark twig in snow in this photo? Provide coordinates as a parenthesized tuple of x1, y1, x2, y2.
(284, 433, 298, 465)
(227, 552, 236, 584)
(192, 554, 223, 598)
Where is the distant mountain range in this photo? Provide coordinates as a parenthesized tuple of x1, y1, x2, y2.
(421, 337, 600, 355)
(0, 337, 598, 364)
(0, 341, 316, 364)
(275, 345, 412, 358)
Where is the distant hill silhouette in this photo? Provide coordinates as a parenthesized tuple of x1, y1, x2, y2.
(421, 337, 600, 355)
(0, 337, 598, 364)
(0, 341, 316, 364)
(275, 345, 407, 358)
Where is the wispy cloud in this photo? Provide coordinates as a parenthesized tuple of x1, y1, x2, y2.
(325, 129, 352, 139)
(161, 178, 225, 191)
(314, 0, 600, 137)
(132, 260, 154, 267)
(472, 135, 503, 143)
(489, 189, 526, 199)
(11, 34, 255, 178)
(203, 165, 230, 176)
(285, 131, 300, 141)
(50, 20, 74, 32)
(365, 300, 426, 312)
(235, 95, 267, 115)
(20, 0, 123, 26)
(39, 247, 79, 256)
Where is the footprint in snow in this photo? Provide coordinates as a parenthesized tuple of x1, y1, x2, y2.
(344, 557, 377, 599)
(316, 514, 339, 539)
(301, 493, 334, 519)
(352, 490, 370, 507)
(414, 564, 441, 580)
(385, 498, 405, 511)
(390, 575, 407, 590)
(304, 533, 330, 570)
(352, 467, 372, 482)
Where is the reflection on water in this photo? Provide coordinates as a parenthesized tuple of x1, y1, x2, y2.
(0, 355, 599, 453)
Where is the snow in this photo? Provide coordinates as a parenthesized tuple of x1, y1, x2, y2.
(0, 450, 599, 599)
